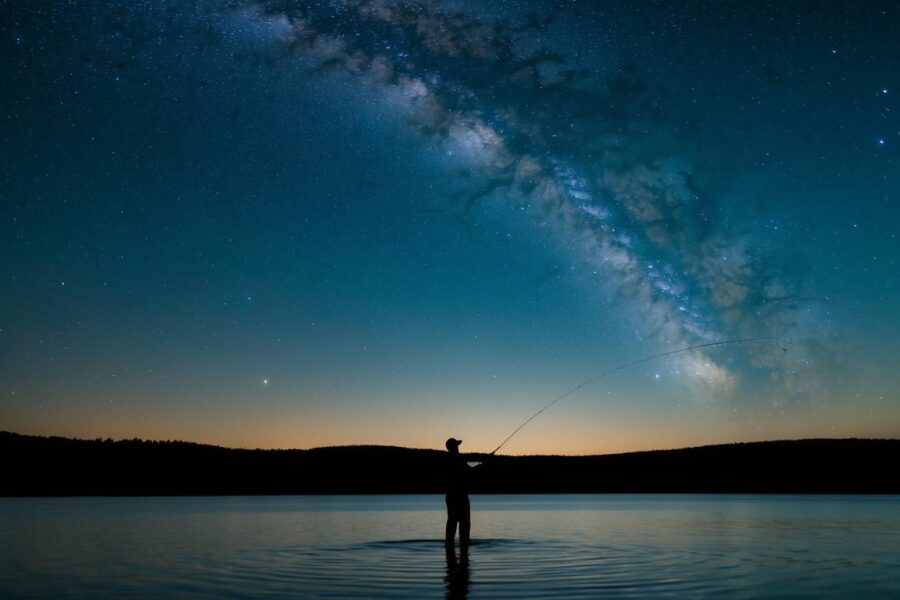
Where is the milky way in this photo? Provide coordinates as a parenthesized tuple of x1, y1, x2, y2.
(231, 0, 823, 402)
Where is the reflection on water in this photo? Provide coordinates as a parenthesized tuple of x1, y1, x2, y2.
(1, 495, 899, 598)
(445, 543, 469, 600)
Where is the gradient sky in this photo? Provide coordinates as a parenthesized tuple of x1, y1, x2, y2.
(2, 0, 898, 454)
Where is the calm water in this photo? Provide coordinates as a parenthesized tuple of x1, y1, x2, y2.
(2, 495, 899, 598)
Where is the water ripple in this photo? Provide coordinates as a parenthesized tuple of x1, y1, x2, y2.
(2, 496, 899, 599)
(169, 535, 895, 599)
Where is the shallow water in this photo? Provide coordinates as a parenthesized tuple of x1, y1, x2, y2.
(2, 495, 898, 598)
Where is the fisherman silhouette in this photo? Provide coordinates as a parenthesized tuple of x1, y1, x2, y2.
(444, 437, 475, 547)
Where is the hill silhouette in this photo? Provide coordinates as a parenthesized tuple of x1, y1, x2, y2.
(2, 431, 898, 495)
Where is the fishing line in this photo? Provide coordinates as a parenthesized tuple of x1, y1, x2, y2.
(488, 337, 790, 455)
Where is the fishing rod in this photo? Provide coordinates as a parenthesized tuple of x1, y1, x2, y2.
(488, 336, 790, 456)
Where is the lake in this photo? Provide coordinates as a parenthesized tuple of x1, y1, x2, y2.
(2, 495, 898, 598)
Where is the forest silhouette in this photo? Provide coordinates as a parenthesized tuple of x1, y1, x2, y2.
(3, 432, 898, 495)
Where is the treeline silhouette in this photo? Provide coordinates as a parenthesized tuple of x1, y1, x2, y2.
(2, 431, 898, 495)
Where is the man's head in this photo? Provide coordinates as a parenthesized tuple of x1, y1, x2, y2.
(445, 438, 462, 454)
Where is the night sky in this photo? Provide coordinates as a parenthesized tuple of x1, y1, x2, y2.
(2, 1, 898, 454)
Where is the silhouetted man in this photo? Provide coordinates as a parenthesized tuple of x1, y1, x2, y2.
(444, 437, 472, 547)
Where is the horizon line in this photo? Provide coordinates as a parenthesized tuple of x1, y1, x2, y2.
(3, 430, 895, 458)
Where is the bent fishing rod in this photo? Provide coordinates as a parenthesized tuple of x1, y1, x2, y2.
(487, 336, 790, 456)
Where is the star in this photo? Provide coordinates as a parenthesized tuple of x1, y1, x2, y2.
(262, 378, 269, 385)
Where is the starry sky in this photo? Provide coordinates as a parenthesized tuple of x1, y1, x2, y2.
(2, 0, 899, 454)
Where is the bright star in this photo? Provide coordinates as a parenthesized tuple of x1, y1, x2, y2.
(262, 378, 269, 385)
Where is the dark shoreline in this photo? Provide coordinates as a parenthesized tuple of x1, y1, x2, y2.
(3, 432, 898, 496)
